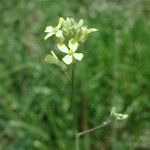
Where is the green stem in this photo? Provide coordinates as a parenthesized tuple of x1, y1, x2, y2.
(71, 64, 79, 150)
(78, 118, 111, 137)
(70, 64, 111, 149)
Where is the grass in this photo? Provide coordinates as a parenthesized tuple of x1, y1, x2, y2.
(0, 0, 150, 149)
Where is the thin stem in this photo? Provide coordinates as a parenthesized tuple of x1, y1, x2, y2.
(71, 64, 77, 131)
(76, 132, 79, 150)
(71, 63, 79, 150)
(78, 118, 111, 137)
(70, 64, 111, 150)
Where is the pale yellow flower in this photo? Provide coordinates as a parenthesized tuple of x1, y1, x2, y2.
(57, 39, 83, 65)
(44, 18, 64, 40)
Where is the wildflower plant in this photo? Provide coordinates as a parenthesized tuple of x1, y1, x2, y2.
(44, 17, 128, 150)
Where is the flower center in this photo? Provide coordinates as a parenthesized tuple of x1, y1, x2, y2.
(53, 27, 58, 34)
(68, 49, 74, 56)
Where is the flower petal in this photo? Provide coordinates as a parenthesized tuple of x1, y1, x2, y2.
(57, 43, 68, 53)
(88, 28, 98, 33)
(62, 55, 72, 65)
(44, 26, 53, 33)
(44, 32, 54, 40)
(73, 53, 83, 61)
(68, 39, 78, 52)
(56, 30, 63, 37)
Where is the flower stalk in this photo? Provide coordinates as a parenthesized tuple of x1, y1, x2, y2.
(71, 64, 79, 150)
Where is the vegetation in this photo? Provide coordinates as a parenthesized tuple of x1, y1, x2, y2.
(0, 0, 150, 149)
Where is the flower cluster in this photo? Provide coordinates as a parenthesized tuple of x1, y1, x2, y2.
(111, 107, 128, 121)
(44, 17, 98, 66)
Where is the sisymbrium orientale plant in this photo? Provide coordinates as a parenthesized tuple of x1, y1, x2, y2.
(44, 17, 128, 150)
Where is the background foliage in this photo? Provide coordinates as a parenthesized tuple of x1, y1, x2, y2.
(0, 0, 150, 149)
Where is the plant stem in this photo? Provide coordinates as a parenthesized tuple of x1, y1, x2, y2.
(70, 64, 111, 149)
(78, 118, 111, 137)
(71, 64, 79, 150)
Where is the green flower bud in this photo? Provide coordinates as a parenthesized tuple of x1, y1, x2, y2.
(79, 27, 88, 43)
(62, 28, 69, 37)
(66, 17, 72, 27)
(70, 18, 76, 25)
(45, 54, 58, 64)
(57, 17, 65, 29)
(45, 51, 66, 70)
(75, 29, 82, 40)
(78, 19, 84, 28)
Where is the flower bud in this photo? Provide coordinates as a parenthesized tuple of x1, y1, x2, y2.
(78, 19, 84, 28)
(66, 17, 72, 27)
(70, 18, 76, 25)
(57, 17, 65, 28)
(110, 107, 128, 121)
(75, 29, 82, 40)
(79, 27, 88, 43)
(62, 28, 69, 36)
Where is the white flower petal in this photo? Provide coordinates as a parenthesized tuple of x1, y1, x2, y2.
(68, 39, 78, 52)
(56, 30, 63, 37)
(62, 55, 72, 65)
(44, 26, 53, 33)
(57, 43, 68, 53)
(44, 32, 54, 40)
(88, 28, 98, 33)
(73, 53, 83, 61)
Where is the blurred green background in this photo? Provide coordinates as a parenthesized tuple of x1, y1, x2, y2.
(0, 0, 150, 150)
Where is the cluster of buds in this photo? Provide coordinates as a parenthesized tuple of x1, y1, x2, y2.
(44, 17, 98, 67)
(110, 107, 128, 121)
